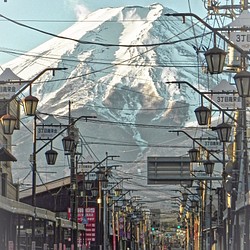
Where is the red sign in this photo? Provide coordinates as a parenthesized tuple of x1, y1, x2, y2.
(67, 207, 96, 248)
(85, 207, 96, 247)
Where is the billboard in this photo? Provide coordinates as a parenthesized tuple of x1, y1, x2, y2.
(147, 156, 191, 185)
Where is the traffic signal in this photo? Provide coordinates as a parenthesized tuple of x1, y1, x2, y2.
(151, 221, 156, 231)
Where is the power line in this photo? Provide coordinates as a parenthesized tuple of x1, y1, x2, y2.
(0, 13, 211, 48)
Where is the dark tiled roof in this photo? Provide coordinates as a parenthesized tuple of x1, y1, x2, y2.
(0, 147, 17, 161)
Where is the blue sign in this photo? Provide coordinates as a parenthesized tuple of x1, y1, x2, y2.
(82, 216, 88, 224)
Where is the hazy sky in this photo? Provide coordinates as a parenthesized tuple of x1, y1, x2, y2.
(0, 0, 206, 64)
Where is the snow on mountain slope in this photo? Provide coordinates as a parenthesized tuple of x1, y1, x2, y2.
(5, 4, 219, 211)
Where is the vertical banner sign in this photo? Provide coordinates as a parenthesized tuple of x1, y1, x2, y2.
(8, 241, 14, 250)
(31, 241, 36, 250)
(67, 207, 85, 222)
(78, 207, 84, 223)
(127, 221, 131, 240)
(119, 216, 125, 238)
(84, 207, 96, 248)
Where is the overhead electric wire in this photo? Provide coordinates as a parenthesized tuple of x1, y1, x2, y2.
(0, 13, 211, 48)
(79, 132, 100, 162)
(83, 141, 192, 148)
(85, 118, 189, 129)
(0, 39, 207, 70)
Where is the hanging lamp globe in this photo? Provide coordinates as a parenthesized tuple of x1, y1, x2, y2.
(194, 105, 211, 125)
(182, 192, 188, 202)
(225, 176, 233, 193)
(1, 113, 17, 135)
(84, 180, 93, 191)
(91, 187, 99, 198)
(114, 188, 122, 197)
(96, 169, 106, 181)
(233, 70, 250, 97)
(204, 46, 227, 74)
(45, 149, 58, 165)
(23, 95, 39, 116)
(188, 148, 200, 162)
(62, 135, 75, 152)
(203, 160, 215, 175)
(216, 122, 232, 142)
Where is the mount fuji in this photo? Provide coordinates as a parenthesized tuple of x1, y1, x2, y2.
(4, 4, 220, 213)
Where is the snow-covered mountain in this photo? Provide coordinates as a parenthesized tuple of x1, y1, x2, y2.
(5, 4, 220, 212)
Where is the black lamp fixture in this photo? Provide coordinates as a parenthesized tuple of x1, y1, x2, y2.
(194, 100, 211, 126)
(85, 180, 93, 191)
(204, 159, 215, 175)
(225, 175, 233, 193)
(188, 147, 200, 162)
(188, 141, 200, 162)
(233, 70, 250, 97)
(45, 144, 58, 165)
(101, 179, 108, 188)
(204, 46, 227, 74)
(114, 188, 122, 197)
(62, 135, 75, 152)
(179, 204, 185, 216)
(23, 95, 39, 116)
(215, 121, 232, 142)
(1, 113, 17, 135)
(182, 192, 189, 202)
(96, 169, 106, 181)
(91, 187, 99, 197)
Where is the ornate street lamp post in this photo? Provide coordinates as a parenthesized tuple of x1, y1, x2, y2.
(233, 68, 250, 250)
(204, 160, 215, 250)
(62, 128, 78, 250)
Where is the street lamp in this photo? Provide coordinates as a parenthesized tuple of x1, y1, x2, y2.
(23, 95, 39, 116)
(1, 113, 17, 135)
(204, 46, 227, 74)
(194, 105, 211, 126)
(45, 144, 58, 165)
(114, 188, 123, 197)
(203, 160, 215, 175)
(91, 187, 99, 198)
(234, 70, 250, 97)
(62, 119, 79, 250)
(182, 192, 189, 202)
(188, 141, 200, 162)
(62, 135, 75, 152)
(215, 122, 232, 142)
(204, 159, 214, 250)
(85, 180, 93, 191)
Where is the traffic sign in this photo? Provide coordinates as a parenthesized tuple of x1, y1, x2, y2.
(82, 216, 88, 224)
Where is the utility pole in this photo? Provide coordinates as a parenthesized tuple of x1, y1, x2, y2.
(68, 101, 79, 250)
